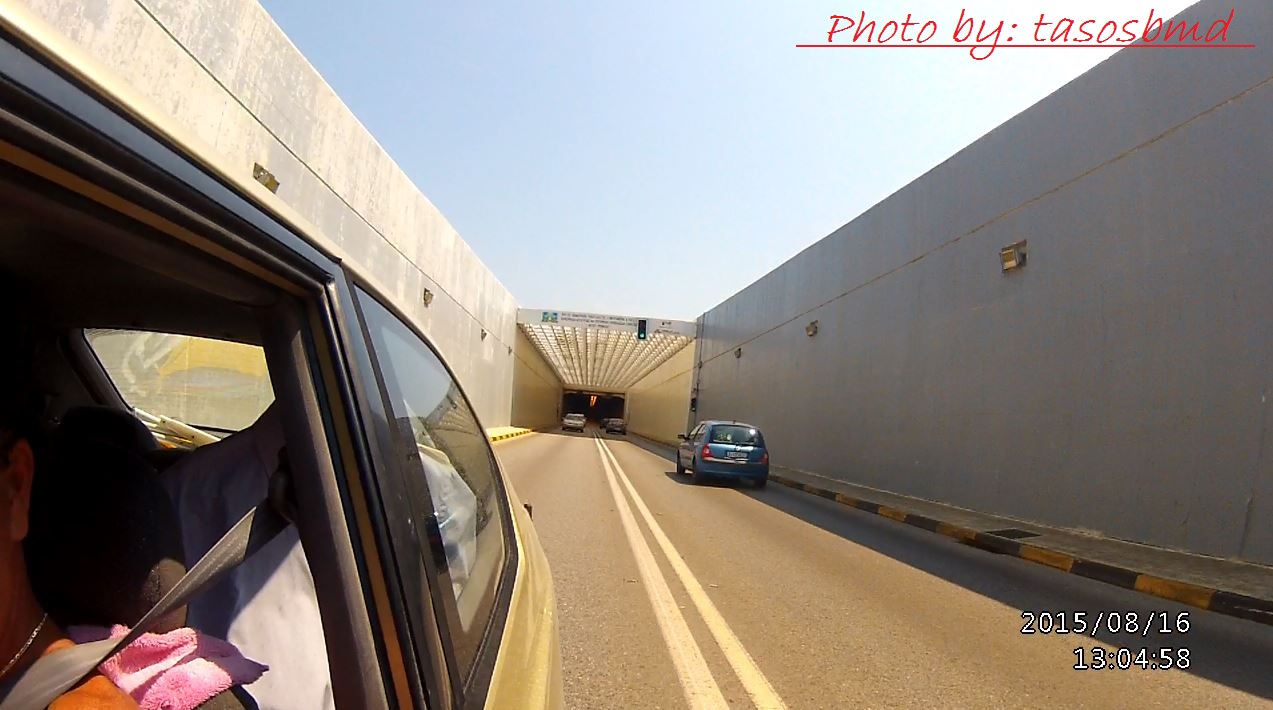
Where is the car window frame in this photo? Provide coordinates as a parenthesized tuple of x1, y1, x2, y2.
(348, 278, 519, 706)
(0, 33, 434, 705)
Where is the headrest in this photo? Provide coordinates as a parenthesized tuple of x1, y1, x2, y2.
(25, 431, 187, 631)
(58, 406, 159, 455)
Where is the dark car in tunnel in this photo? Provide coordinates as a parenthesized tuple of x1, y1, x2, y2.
(676, 421, 769, 487)
(604, 418, 626, 434)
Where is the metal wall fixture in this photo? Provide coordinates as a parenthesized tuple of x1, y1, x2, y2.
(806, 320, 819, 337)
(480, 329, 488, 340)
(252, 163, 280, 193)
(734, 347, 743, 359)
(1000, 240, 1027, 272)
(422, 287, 434, 306)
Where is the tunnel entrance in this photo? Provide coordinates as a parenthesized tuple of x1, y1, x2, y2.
(562, 391, 625, 424)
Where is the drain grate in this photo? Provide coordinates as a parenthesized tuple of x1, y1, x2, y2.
(987, 528, 1041, 540)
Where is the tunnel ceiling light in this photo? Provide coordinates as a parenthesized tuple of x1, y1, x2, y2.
(518, 322, 693, 392)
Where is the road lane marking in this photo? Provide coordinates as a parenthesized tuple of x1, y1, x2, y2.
(598, 438, 790, 710)
(591, 437, 728, 709)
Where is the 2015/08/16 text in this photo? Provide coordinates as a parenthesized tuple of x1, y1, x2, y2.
(1021, 610, 1191, 636)
(804, 9, 1246, 60)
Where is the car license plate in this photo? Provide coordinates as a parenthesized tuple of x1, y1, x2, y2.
(726, 451, 748, 459)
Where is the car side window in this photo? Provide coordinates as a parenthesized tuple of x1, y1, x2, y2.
(356, 290, 509, 685)
(692, 425, 707, 442)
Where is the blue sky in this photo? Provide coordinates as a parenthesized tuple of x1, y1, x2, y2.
(258, 0, 1193, 320)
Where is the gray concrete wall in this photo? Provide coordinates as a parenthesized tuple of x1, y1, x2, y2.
(510, 329, 563, 430)
(694, 0, 1273, 564)
(18, 0, 521, 425)
(627, 343, 695, 446)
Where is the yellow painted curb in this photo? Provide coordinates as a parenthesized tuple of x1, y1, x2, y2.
(1134, 575, 1216, 608)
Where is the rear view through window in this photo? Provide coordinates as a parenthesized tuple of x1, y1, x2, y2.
(87, 329, 274, 441)
(709, 424, 763, 446)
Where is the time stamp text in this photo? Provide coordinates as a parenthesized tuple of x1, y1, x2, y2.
(1021, 610, 1193, 671)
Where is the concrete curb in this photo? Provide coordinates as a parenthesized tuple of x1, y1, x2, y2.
(487, 428, 536, 443)
(768, 472, 1273, 627)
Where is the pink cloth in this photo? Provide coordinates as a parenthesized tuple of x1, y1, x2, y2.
(68, 625, 268, 710)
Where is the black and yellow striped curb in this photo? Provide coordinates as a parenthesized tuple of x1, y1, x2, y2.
(487, 429, 536, 443)
(769, 472, 1273, 627)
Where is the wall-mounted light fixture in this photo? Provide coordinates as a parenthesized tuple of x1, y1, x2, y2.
(806, 320, 819, 337)
(422, 287, 434, 306)
(480, 329, 488, 340)
(508, 345, 513, 355)
(252, 163, 280, 193)
(1000, 240, 1027, 272)
(734, 347, 742, 359)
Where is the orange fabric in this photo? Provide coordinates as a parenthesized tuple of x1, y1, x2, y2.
(40, 639, 137, 709)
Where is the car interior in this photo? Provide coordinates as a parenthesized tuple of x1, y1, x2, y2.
(0, 158, 331, 699)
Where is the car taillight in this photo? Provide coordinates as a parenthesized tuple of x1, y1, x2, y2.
(701, 444, 712, 458)
(761, 451, 769, 464)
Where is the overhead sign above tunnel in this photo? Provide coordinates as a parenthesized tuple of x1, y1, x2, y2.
(526, 309, 695, 336)
(517, 309, 696, 393)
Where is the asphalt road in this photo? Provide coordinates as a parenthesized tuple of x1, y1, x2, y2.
(495, 428, 1273, 709)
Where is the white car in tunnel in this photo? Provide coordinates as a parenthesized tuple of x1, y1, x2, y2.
(561, 413, 586, 432)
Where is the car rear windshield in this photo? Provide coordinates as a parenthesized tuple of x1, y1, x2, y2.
(710, 425, 764, 446)
(87, 328, 274, 434)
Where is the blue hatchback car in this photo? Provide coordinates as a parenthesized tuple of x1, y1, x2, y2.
(676, 420, 769, 488)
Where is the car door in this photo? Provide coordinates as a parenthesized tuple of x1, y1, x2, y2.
(679, 424, 701, 464)
(350, 283, 524, 707)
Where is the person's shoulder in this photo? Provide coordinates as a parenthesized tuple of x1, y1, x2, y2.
(41, 639, 138, 709)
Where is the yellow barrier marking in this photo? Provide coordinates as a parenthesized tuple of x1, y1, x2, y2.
(936, 523, 977, 542)
(591, 437, 728, 709)
(598, 438, 789, 710)
(877, 506, 908, 522)
(1134, 575, 1216, 609)
(1019, 546, 1075, 572)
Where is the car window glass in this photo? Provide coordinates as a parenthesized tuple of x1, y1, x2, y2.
(357, 291, 508, 683)
(711, 425, 762, 445)
(86, 329, 273, 443)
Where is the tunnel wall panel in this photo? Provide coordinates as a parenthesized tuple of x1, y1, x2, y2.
(19, 0, 520, 426)
(511, 328, 564, 430)
(694, 0, 1273, 564)
(627, 344, 695, 446)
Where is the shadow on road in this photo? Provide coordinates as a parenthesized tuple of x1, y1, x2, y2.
(620, 436, 1273, 700)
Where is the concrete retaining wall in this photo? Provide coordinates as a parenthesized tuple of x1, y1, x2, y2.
(511, 328, 563, 430)
(627, 343, 695, 446)
(693, 0, 1273, 564)
(19, 0, 521, 425)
